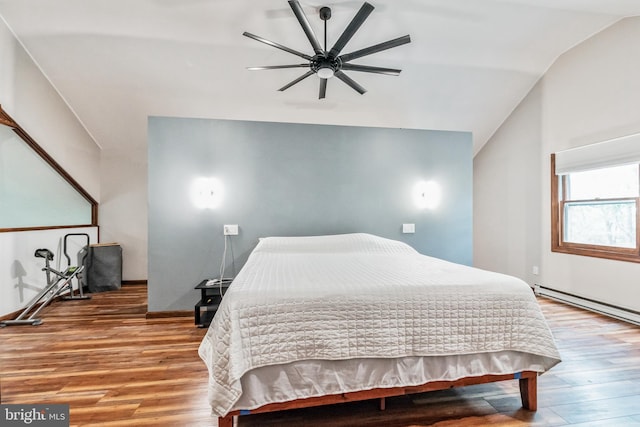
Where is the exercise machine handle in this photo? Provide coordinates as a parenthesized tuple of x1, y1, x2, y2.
(63, 233, 90, 266)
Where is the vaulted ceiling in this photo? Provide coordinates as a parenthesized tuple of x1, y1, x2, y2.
(1, 0, 639, 154)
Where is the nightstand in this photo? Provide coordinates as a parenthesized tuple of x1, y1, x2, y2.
(194, 279, 232, 328)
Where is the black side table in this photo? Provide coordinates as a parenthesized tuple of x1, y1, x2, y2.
(194, 279, 232, 328)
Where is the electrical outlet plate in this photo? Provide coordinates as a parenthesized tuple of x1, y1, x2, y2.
(223, 224, 238, 235)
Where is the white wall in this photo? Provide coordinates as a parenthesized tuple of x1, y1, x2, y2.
(0, 18, 101, 316)
(0, 22, 100, 200)
(474, 81, 543, 286)
(98, 145, 147, 282)
(0, 227, 98, 317)
(475, 17, 640, 312)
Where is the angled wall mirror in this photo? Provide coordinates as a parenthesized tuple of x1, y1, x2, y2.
(0, 104, 97, 231)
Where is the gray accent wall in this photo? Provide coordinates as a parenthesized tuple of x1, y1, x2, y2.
(148, 117, 472, 312)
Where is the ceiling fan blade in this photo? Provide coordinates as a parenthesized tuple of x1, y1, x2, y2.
(243, 32, 312, 61)
(328, 2, 374, 58)
(278, 70, 315, 91)
(247, 64, 310, 71)
(341, 63, 401, 76)
(319, 78, 327, 99)
(288, 0, 324, 55)
(339, 35, 411, 63)
(334, 70, 366, 95)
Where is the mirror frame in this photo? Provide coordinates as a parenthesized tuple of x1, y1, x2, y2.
(0, 104, 98, 232)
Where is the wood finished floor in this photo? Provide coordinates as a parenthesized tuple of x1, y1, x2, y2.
(1, 284, 640, 426)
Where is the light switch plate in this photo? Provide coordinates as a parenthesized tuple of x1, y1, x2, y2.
(402, 223, 415, 234)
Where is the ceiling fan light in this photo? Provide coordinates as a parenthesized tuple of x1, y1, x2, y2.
(317, 67, 334, 79)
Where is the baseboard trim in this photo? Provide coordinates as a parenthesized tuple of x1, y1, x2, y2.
(535, 285, 640, 326)
(0, 291, 73, 321)
(122, 280, 147, 286)
(145, 310, 192, 319)
(0, 308, 23, 322)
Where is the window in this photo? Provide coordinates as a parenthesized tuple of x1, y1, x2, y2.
(0, 105, 97, 231)
(551, 154, 640, 263)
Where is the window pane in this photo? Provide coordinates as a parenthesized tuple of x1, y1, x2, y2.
(567, 164, 639, 200)
(564, 200, 637, 248)
(0, 126, 93, 228)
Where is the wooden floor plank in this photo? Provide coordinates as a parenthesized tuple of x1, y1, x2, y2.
(2, 285, 640, 426)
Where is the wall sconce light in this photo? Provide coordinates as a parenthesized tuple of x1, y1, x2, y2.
(413, 180, 441, 210)
(191, 177, 223, 209)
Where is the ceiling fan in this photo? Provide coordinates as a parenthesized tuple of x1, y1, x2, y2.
(243, 1, 411, 99)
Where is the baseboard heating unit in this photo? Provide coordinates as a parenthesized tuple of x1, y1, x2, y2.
(534, 285, 640, 326)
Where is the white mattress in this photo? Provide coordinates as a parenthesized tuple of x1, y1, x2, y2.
(199, 233, 561, 417)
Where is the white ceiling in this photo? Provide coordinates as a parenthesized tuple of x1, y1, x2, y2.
(1, 0, 639, 154)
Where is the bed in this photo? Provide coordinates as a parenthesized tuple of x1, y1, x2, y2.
(198, 233, 561, 426)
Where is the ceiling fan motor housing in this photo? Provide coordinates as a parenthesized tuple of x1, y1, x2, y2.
(311, 53, 341, 77)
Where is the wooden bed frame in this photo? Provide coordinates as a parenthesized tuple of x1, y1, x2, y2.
(217, 370, 537, 426)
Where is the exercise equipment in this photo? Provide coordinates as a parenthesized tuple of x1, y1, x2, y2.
(1, 233, 91, 327)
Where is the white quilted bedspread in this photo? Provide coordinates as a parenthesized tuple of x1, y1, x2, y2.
(198, 233, 561, 416)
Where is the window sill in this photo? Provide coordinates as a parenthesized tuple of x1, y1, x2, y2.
(551, 245, 640, 264)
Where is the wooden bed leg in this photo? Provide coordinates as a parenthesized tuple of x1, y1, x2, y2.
(519, 375, 538, 411)
(379, 397, 386, 411)
(218, 415, 234, 427)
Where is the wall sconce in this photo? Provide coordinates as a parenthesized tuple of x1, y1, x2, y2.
(191, 177, 223, 209)
(413, 180, 441, 210)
